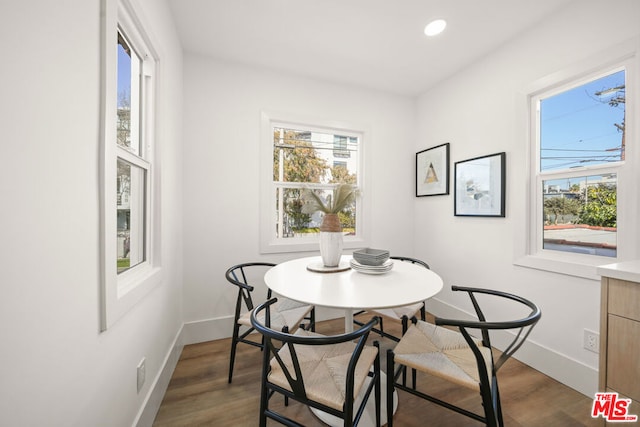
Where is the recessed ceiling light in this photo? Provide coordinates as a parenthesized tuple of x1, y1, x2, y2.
(424, 19, 447, 37)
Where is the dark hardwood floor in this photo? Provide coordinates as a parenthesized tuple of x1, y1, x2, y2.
(153, 316, 600, 426)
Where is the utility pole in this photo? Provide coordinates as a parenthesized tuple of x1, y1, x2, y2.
(595, 85, 625, 160)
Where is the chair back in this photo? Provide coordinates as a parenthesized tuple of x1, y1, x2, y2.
(435, 286, 541, 374)
(251, 298, 379, 418)
(390, 256, 430, 270)
(225, 262, 276, 322)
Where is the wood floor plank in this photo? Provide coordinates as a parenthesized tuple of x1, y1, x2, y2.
(153, 316, 600, 426)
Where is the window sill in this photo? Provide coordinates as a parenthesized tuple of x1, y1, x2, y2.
(260, 236, 368, 255)
(102, 263, 163, 331)
(513, 253, 611, 281)
(118, 263, 162, 297)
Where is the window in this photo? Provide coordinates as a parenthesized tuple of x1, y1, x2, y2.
(100, 0, 160, 330)
(517, 46, 638, 279)
(260, 113, 370, 253)
(538, 70, 624, 258)
(117, 29, 148, 273)
(333, 135, 354, 158)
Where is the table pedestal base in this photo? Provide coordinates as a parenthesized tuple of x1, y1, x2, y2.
(310, 372, 397, 427)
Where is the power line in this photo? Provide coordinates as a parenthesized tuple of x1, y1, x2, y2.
(542, 147, 621, 152)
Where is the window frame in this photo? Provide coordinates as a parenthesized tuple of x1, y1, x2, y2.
(515, 41, 639, 280)
(100, 0, 161, 330)
(259, 111, 371, 254)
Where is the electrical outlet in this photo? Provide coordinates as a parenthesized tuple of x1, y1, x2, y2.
(137, 357, 146, 393)
(584, 329, 599, 353)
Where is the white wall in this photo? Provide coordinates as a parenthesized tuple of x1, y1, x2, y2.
(415, 0, 640, 396)
(0, 1, 183, 425)
(181, 54, 417, 341)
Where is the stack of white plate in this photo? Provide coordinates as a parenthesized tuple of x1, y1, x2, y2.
(350, 258, 394, 275)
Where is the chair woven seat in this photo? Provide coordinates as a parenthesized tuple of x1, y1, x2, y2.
(238, 298, 312, 331)
(371, 302, 424, 322)
(269, 329, 379, 411)
(393, 321, 492, 391)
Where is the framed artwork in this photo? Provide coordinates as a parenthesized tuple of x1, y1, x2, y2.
(416, 143, 450, 197)
(454, 152, 506, 217)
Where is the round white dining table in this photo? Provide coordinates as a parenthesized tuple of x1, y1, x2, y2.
(263, 254, 444, 427)
(264, 255, 444, 332)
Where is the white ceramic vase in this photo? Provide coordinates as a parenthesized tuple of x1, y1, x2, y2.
(319, 231, 343, 267)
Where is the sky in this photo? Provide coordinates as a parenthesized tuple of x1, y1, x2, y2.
(540, 70, 625, 172)
(117, 42, 132, 107)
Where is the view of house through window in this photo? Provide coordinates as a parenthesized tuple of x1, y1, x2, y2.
(272, 126, 359, 240)
(117, 159, 146, 272)
(538, 69, 624, 257)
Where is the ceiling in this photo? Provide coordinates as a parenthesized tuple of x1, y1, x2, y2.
(168, 0, 574, 96)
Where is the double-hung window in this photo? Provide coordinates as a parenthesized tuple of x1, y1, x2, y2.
(117, 28, 149, 274)
(101, 0, 160, 330)
(260, 113, 369, 253)
(537, 69, 624, 258)
(518, 46, 638, 279)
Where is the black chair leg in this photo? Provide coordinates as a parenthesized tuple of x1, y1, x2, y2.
(480, 382, 498, 427)
(396, 315, 409, 386)
(386, 349, 395, 427)
(258, 376, 269, 427)
(378, 317, 385, 337)
(228, 325, 240, 383)
(495, 382, 504, 427)
(309, 308, 316, 332)
(412, 367, 417, 389)
(374, 342, 381, 427)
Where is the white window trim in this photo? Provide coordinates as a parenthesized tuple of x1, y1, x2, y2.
(259, 111, 372, 254)
(100, 0, 162, 331)
(514, 38, 639, 280)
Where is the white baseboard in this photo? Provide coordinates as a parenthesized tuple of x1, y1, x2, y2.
(134, 325, 185, 427)
(425, 297, 598, 398)
(182, 306, 346, 345)
(183, 316, 234, 344)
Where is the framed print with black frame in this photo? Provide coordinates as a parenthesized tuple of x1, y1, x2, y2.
(454, 152, 506, 217)
(416, 143, 450, 197)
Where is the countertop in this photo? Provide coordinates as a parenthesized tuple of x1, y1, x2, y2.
(597, 260, 640, 283)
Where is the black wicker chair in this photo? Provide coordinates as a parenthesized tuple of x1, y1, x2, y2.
(354, 256, 430, 341)
(252, 298, 381, 427)
(226, 262, 315, 383)
(387, 285, 541, 427)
